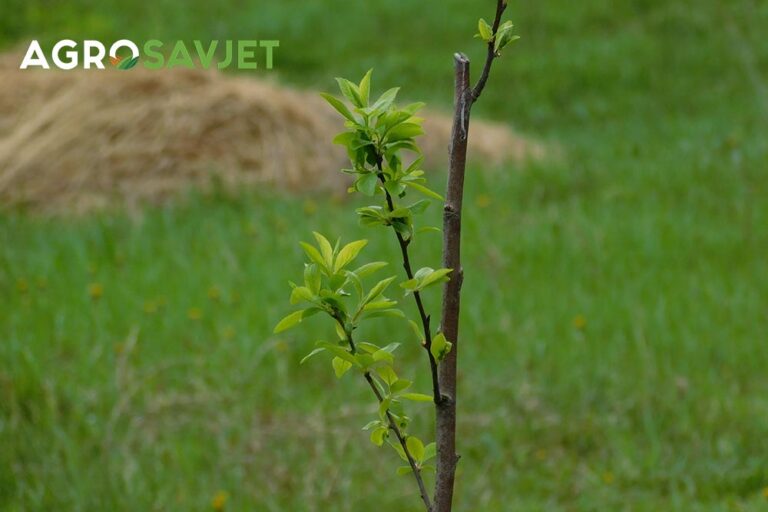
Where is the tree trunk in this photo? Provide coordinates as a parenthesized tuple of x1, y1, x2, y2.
(434, 52, 471, 512)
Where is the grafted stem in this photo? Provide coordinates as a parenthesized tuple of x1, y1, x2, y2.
(434, 2, 507, 510)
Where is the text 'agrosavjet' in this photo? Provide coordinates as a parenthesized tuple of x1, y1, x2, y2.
(19, 39, 280, 70)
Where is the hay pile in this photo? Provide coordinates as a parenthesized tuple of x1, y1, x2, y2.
(0, 52, 545, 213)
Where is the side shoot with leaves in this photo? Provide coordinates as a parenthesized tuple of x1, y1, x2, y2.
(275, 2, 517, 510)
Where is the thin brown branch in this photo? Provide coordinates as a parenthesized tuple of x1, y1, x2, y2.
(375, 161, 442, 404)
(363, 373, 432, 511)
(336, 319, 433, 511)
(470, 0, 507, 102)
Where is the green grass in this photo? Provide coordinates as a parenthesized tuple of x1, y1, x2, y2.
(2, 0, 768, 510)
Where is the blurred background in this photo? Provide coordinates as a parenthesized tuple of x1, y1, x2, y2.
(1, 0, 767, 510)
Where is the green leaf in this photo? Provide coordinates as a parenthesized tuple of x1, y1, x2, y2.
(405, 181, 444, 201)
(396, 465, 413, 476)
(362, 420, 383, 431)
(420, 267, 452, 289)
(378, 110, 410, 135)
(404, 267, 452, 293)
(335, 77, 364, 108)
(332, 356, 353, 378)
(391, 411, 409, 430)
(414, 267, 433, 280)
(290, 286, 314, 305)
(378, 397, 392, 421)
(362, 308, 405, 319)
(356, 172, 379, 196)
(354, 353, 376, 369)
(408, 320, 423, 341)
(352, 261, 388, 278)
(406, 436, 425, 462)
(371, 87, 400, 113)
(403, 102, 426, 115)
(328, 273, 346, 291)
(312, 232, 334, 269)
(304, 264, 321, 294)
(386, 122, 424, 142)
(477, 18, 494, 42)
(358, 69, 373, 106)
(401, 393, 433, 402)
(365, 276, 396, 305)
(316, 342, 358, 365)
(332, 131, 358, 147)
(423, 442, 436, 462)
(383, 179, 406, 198)
(416, 226, 442, 235)
(376, 365, 398, 386)
(303, 307, 323, 319)
(379, 342, 400, 354)
(320, 93, 356, 123)
(344, 269, 363, 297)
(300, 347, 326, 364)
(372, 348, 394, 364)
(370, 426, 387, 446)
(407, 199, 431, 215)
(431, 332, 453, 362)
(494, 21, 519, 53)
(358, 342, 381, 354)
(356, 205, 388, 227)
(299, 242, 327, 271)
(390, 379, 412, 394)
(334, 239, 368, 272)
(334, 322, 346, 341)
(273, 310, 305, 333)
(403, 156, 424, 174)
(363, 299, 397, 311)
(385, 139, 420, 155)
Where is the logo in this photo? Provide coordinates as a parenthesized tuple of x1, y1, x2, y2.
(19, 39, 280, 70)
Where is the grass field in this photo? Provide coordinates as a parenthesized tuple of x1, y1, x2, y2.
(2, 1, 768, 510)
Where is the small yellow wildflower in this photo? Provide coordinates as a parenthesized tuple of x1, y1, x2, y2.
(476, 194, 492, 208)
(16, 278, 29, 294)
(211, 490, 229, 511)
(303, 199, 318, 215)
(601, 471, 614, 485)
(763, 486, 768, 500)
(208, 286, 221, 301)
(88, 282, 103, 299)
(534, 449, 547, 461)
(573, 314, 586, 330)
(187, 307, 202, 320)
(220, 326, 236, 341)
(143, 300, 158, 314)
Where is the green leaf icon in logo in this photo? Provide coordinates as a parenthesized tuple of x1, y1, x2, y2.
(117, 56, 139, 70)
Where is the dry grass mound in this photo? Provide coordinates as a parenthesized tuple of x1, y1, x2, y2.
(0, 52, 545, 213)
